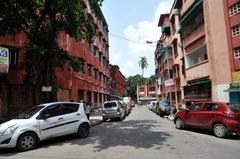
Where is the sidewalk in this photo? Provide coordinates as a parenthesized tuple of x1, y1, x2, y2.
(89, 113, 103, 127)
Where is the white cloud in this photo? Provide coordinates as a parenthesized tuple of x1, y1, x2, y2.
(109, 52, 123, 64)
(122, 0, 174, 77)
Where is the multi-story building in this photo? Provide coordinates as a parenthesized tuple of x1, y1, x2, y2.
(0, 0, 126, 121)
(224, 0, 240, 102)
(156, 14, 176, 108)
(137, 82, 157, 104)
(155, 0, 239, 108)
(109, 65, 126, 99)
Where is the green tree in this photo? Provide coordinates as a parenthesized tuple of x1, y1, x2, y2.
(138, 56, 148, 77)
(0, 0, 103, 101)
(126, 74, 146, 100)
(148, 75, 156, 84)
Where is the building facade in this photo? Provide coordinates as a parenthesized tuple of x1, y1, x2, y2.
(137, 82, 157, 104)
(223, 0, 240, 102)
(0, 0, 126, 121)
(155, 0, 240, 109)
(109, 65, 126, 99)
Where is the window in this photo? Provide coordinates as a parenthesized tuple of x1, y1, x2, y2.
(149, 87, 156, 92)
(232, 25, 240, 37)
(62, 104, 79, 115)
(229, 3, 240, 16)
(189, 104, 201, 112)
(79, 60, 85, 73)
(234, 46, 240, 59)
(42, 104, 61, 118)
(203, 103, 219, 111)
(93, 69, 98, 80)
(140, 87, 144, 92)
(9, 49, 19, 66)
(87, 64, 91, 76)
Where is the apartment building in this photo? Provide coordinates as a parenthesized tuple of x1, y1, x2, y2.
(224, 0, 240, 102)
(137, 82, 157, 104)
(0, 0, 126, 120)
(109, 65, 126, 99)
(155, 0, 239, 108)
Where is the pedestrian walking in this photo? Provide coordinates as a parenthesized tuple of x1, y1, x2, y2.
(85, 102, 91, 120)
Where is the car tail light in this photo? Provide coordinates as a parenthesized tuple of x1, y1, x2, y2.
(224, 112, 237, 119)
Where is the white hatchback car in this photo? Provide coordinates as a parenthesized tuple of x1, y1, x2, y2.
(0, 102, 91, 151)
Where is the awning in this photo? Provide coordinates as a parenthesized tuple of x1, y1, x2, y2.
(186, 80, 211, 87)
(177, 0, 203, 33)
(224, 88, 240, 92)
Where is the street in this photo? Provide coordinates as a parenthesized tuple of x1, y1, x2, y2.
(0, 106, 239, 159)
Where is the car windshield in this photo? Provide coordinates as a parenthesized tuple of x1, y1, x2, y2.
(226, 103, 240, 112)
(15, 105, 45, 119)
(104, 102, 117, 108)
(160, 101, 170, 107)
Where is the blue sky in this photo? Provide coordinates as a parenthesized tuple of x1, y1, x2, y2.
(101, 0, 174, 78)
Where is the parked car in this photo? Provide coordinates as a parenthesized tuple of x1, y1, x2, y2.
(158, 100, 171, 117)
(102, 101, 125, 121)
(148, 100, 158, 111)
(174, 102, 240, 138)
(123, 97, 132, 115)
(0, 102, 91, 151)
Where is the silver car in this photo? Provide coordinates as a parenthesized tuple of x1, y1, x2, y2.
(102, 101, 125, 121)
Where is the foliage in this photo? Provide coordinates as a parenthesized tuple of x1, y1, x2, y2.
(126, 74, 156, 100)
(138, 56, 148, 77)
(0, 0, 103, 85)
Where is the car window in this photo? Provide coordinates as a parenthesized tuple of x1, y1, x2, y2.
(226, 103, 240, 112)
(15, 105, 45, 119)
(62, 103, 79, 115)
(104, 102, 117, 108)
(203, 103, 219, 111)
(42, 104, 62, 118)
(189, 104, 201, 112)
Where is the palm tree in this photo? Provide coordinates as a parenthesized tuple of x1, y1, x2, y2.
(138, 56, 148, 77)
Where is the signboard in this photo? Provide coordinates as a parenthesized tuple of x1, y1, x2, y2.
(42, 86, 52, 92)
(232, 71, 240, 86)
(0, 47, 9, 73)
(165, 79, 174, 86)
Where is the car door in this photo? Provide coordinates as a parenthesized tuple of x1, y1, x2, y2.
(62, 103, 81, 134)
(184, 103, 202, 127)
(197, 103, 219, 129)
(38, 104, 65, 140)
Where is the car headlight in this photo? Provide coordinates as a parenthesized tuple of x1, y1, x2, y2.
(2, 124, 19, 136)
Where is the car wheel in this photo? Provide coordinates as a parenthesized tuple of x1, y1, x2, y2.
(175, 118, 184, 129)
(78, 124, 90, 138)
(102, 117, 107, 122)
(17, 132, 38, 151)
(159, 111, 164, 117)
(213, 123, 227, 138)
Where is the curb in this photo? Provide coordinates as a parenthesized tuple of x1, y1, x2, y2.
(90, 120, 103, 127)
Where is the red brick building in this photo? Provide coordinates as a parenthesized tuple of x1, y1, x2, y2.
(223, 0, 240, 102)
(0, 0, 126, 121)
(137, 82, 157, 104)
(109, 65, 126, 99)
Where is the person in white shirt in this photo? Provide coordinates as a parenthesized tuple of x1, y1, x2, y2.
(85, 102, 91, 120)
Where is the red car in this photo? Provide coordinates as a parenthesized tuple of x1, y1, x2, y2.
(174, 102, 240, 138)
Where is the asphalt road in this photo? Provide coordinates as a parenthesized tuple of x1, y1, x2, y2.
(0, 106, 239, 159)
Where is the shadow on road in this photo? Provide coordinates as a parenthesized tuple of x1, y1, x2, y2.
(90, 119, 173, 152)
(0, 119, 173, 155)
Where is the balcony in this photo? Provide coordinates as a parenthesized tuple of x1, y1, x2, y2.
(186, 61, 210, 81)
